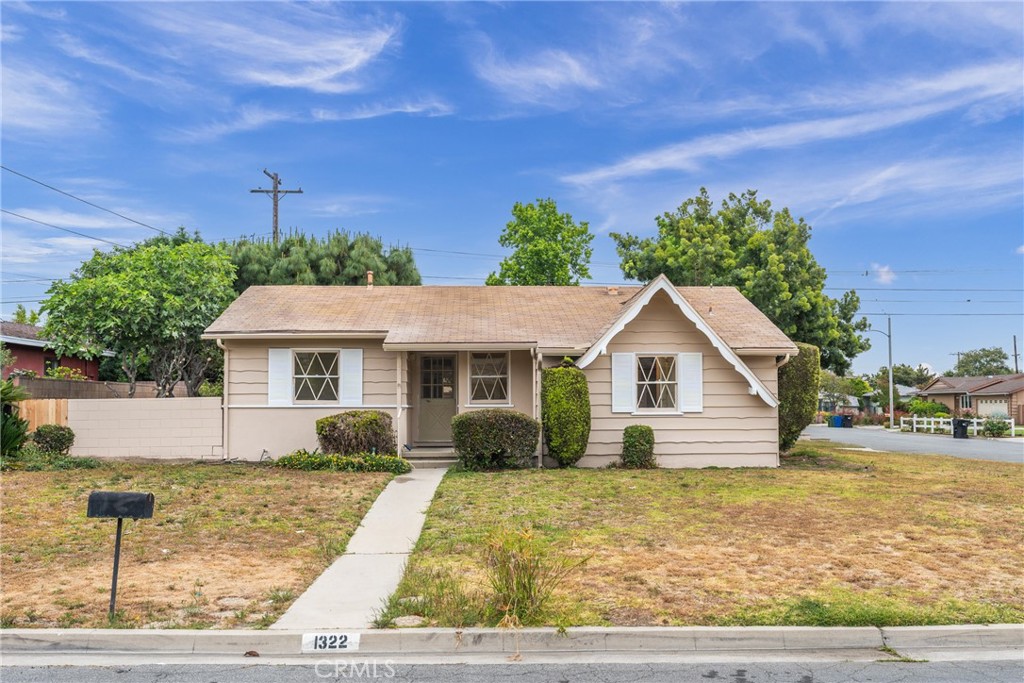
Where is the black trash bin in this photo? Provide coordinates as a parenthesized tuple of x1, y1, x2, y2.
(952, 418, 969, 439)
(841, 415, 853, 428)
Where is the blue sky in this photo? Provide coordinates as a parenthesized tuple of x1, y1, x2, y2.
(2, 1, 1022, 377)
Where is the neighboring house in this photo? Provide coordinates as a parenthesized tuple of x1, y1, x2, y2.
(0, 321, 100, 381)
(818, 392, 861, 414)
(203, 275, 798, 468)
(918, 374, 1024, 421)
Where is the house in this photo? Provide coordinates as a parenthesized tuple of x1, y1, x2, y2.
(0, 321, 100, 381)
(203, 275, 798, 468)
(918, 374, 1024, 421)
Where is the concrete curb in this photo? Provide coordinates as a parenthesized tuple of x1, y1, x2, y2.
(2, 625, 1020, 656)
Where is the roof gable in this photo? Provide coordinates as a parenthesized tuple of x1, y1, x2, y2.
(575, 275, 780, 408)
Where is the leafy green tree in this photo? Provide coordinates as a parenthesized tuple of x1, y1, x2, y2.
(223, 230, 420, 294)
(887, 363, 935, 389)
(612, 189, 869, 374)
(947, 347, 1012, 377)
(11, 305, 40, 325)
(0, 344, 15, 372)
(486, 198, 594, 285)
(778, 342, 820, 451)
(41, 242, 236, 397)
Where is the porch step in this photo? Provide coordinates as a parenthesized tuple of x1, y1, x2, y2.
(403, 447, 457, 469)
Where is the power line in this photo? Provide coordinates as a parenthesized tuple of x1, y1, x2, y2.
(1, 165, 173, 236)
(1, 209, 128, 248)
(860, 312, 1023, 317)
(863, 299, 1021, 303)
(827, 287, 1023, 292)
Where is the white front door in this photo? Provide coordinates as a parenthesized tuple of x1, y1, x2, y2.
(419, 355, 456, 443)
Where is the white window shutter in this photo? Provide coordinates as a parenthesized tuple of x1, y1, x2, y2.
(268, 348, 292, 406)
(679, 352, 703, 413)
(611, 353, 635, 413)
(340, 348, 363, 406)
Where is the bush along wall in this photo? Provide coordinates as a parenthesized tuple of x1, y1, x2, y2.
(541, 361, 591, 467)
(778, 342, 821, 452)
(316, 410, 397, 456)
(275, 449, 411, 474)
(451, 409, 540, 470)
(621, 425, 656, 469)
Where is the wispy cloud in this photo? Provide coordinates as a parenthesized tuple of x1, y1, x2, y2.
(562, 62, 1021, 187)
(122, 3, 400, 94)
(306, 194, 394, 218)
(173, 105, 298, 143)
(872, 264, 897, 285)
(472, 38, 602, 105)
(312, 97, 452, 122)
(1017, 245, 1024, 255)
(0, 60, 102, 136)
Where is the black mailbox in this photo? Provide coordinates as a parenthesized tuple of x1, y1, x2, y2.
(87, 491, 154, 520)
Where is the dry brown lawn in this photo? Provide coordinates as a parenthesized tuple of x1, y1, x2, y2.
(0, 463, 390, 629)
(390, 442, 1024, 627)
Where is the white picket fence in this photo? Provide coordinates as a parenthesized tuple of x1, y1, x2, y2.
(900, 416, 1015, 436)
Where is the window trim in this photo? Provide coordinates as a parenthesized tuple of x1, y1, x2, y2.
(468, 351, 511, 405)
(291, 349, 341, 405)
(634, 353, 681, 414)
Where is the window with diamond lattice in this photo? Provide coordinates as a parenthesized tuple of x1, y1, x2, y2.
(470, 352, 508, 402)
(293, 351, 339, 402)
(637, 355, 677, 410)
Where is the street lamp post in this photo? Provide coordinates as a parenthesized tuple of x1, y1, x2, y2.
(868, 316, 895, 430)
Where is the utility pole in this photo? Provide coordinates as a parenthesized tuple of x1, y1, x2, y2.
(250, 169, 302, 244)
(867, 317, 895, 430)
(1014, 335, 1020, 373)
(949, 351, 962, 369)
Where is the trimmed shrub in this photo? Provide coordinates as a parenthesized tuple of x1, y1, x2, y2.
(451, 409, 540, 470)
(316, 410, 397, 456)
(32, 424, 75, 455)
(621, 424, 656, 468)
(778, 342, 821, 452)
(982, 416, 1011, 437)
(274, 449, 412, 474)
(541, 362, 591, 467)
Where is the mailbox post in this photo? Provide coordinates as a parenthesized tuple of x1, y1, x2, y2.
(87, 491, 155, 619)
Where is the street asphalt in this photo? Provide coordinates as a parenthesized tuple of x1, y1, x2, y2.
(4, 659, 1023, 683)
(802, 425, 1024, 463)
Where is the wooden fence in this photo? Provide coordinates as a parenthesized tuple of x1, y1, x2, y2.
(19, 399, 69, 431)
(12, 377, 160, 399)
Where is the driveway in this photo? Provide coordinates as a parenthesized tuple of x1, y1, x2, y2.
(803, 424, 1024, 464)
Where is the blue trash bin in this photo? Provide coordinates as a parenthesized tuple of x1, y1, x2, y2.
(832, 415, 843, 428)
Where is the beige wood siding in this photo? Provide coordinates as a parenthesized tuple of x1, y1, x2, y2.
(581, 290, 779, 468)
(223, 338, 399, 407)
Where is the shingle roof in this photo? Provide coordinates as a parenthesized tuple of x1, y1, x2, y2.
(205, 284, 797, 353)
(0, 321, 44, 342)
(971, 374, 1024, 396)
(921, 374, 1023, 395)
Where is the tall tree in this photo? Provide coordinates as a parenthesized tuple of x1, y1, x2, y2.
(947, 347, 1012, 377)
(612, 188, 869, 374)
(10, 305, 40, 325)
(887, 363, 936, 388)
(42, 242, 236, 397)
(486, 198, 594, 285)
(223, 229, 420, 294)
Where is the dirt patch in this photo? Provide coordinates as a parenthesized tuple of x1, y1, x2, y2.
(0, 462, 390, 628)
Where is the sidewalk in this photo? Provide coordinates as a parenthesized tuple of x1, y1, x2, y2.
(270, 467, 447, 630)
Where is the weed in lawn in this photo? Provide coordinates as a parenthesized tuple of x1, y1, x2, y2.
(0, 613, 15, 628)
(375, 566, 488, 628)
(266, 587, 295, 605)
(315, 533, 347, 566)
(484, 526, 590, 626)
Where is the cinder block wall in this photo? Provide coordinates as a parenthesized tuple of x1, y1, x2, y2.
(68, 398, 223, 459)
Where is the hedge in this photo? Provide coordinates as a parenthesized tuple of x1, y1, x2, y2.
(621, 425, 656, 469)
(32, 424, 75, 456)
(316, 410, 397, 456)
(541, 362, 591, 467)
(274, 449, 412, 474)
(451, 409, 540, 470)
(778, 342, 820, 452)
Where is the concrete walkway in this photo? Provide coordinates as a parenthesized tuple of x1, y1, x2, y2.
(271, 467, 447, 630)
